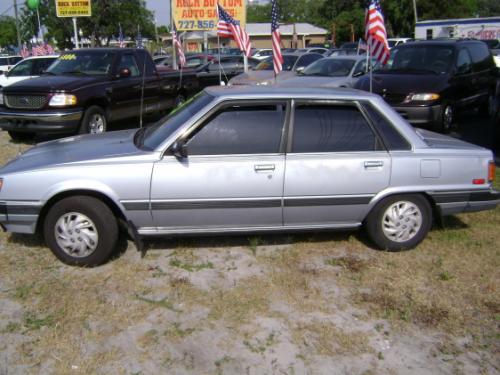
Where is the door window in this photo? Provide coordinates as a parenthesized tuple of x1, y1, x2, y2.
(292, 104, 379, 153)
(186, 103, 286, 155)
(294, 54, 322, 71)
(8, 59, 33, 76)
(118, 54, 140, 77)
(456, 49, 472, 74)
(32, 58, 57, 75)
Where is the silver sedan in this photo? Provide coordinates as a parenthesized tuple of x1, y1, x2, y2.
(0, 86, 498, 266)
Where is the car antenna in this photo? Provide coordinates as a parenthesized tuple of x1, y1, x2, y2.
(139, 49, 147, 128)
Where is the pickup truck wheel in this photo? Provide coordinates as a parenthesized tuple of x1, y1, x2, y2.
(80, 106, 107, 134)
(174, 94, 186, 107)
(7, 131, 35, 142)
(365, 194, 432, 251)
(43, 196, 118, 266)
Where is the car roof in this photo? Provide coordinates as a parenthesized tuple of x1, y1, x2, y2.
(23, 55, 59, 60)
(206, 85, 376, 100)
(323, 55, 366, 61)
(402, 39, 486, 47)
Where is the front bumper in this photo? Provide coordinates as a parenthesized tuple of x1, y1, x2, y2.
(391, 104, 442, 128)
(429, 189, 500, 216)
(0, 201, 41, 234)
(0, 107, 83, 134)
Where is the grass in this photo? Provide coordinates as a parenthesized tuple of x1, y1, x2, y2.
(0, 131, 499, 372)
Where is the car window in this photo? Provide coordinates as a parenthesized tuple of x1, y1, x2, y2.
(353, 59, 368, 75)
(186, 103, 286, 155)
(8, 59, 34, 76)
(118, 54, 140, 77)
(0, 58, 10, 65)
(303, 58, 356, 77)
(467, 43, 493, 71)
(456, 48, 472, 74)
(376, 45, 454, 74)
(48, 51, 115, 75)
(32, 58, 57, 75)
(292, 104, 378, 153)
(9, 57, 22, 65)
(363, 103, 411, 150)
(186, 57, 204, 67)
(294, 54, 322, 70)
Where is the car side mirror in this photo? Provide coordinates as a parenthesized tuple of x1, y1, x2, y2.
(352, 71, 365, 77)
(119, 68, 131, 78)
(296, 66, 305, 73)
(170, 141, 188, 158)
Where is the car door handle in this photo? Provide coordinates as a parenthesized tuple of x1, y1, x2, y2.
(254, 164, 275, 172)
(364, 161, 384, 168)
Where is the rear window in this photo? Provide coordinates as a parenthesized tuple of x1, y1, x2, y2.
(363, 103, 411, 151)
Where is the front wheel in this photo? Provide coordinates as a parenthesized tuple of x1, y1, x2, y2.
(8, 131, 35, 142)
(79, 105, 107, 134)
(437, 104, 454, 133)
(365, 194, 432, 251)
(43, 196, 118, 266)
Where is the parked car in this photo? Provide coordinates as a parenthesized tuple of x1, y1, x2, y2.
(296, 47, 329, 55)
(387, 38, 413, 48)
(0, 55, 58, 88)
(229, 53, 324, 85)
(0, 55, 23, 73)
(355, 40, 496, 132)
(0, 48, 189, 140)
(251, 48, 273, 60)
(0, 86, 498, 266)
(156, 54, 216, 71)
(280, 55, 374, 88)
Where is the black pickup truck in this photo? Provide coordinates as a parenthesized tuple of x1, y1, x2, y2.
(0, 48, 190, 140)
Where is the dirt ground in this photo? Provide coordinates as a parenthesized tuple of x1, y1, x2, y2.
(0, 127, 499, 375)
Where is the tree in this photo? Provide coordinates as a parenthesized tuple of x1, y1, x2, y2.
(19, 0, 155, 49)
(0, 16, 18, 49)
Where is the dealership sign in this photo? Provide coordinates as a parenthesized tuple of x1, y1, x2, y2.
(55, 0, 92, 17)
(173, 0, 245, 31)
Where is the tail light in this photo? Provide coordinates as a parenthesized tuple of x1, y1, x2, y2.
(488, 161, 495, 183)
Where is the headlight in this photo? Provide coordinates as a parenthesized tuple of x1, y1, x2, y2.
(404, 93, 440, 102)
(49, 94, 77, 107)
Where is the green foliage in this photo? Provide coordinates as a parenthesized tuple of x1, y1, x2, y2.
(0, 16, 17, 48)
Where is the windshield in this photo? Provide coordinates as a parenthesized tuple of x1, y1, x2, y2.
(8, 60, 32, 76)
(302, 58, 356, 77)
(47, 51, 115, 75)
(139, 92, 214, 150)
(374, 45, 454, 74)
(388, 40, 397, 48)
(254, 55, 298, 71)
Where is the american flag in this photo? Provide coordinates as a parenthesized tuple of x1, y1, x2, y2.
(118, 24, 125, 48)
(44, 43, 54, 55)
(136, 27, 143, 49)
(20, 43, 30, 58)
(31, 44, 44, 56)
(172, 27, 186, 68)
(271, 0, 283, 75)
(217, 4, 251, 57)
(365, 0, 390, 65)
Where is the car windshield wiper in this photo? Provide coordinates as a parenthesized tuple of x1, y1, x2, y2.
(61, 70, 89, 75)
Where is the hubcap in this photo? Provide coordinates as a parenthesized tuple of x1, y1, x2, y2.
(443, 105, 453, 130)
(89, 114, 105, 134)
(175, 95, 185, 107)
(381, 201, 422, 243)
(54, 212, 98, 258)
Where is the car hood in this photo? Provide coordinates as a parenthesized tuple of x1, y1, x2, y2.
(355, 72, 447, 95)
(0, 129, 145, 174)
(229, 71, 294, 85)
(0, 75, 30, 88)
(3, 75, 106, 93)
(279, 75, 351, 87)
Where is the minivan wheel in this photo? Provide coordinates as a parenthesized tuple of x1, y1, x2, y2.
(43, 196, 118, 266)
(79, 105, 107, 134)
(365, 194, 432, 251)
(174, 93, 186, 107)
(440, 104, 453, 133)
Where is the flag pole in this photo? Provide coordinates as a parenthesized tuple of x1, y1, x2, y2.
(170, 0, 178, 70)
(369, 40, 373, 93)
(217, 33, 222, 85)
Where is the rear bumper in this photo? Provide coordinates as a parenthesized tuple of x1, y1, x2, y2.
(429, 189, 500, 216)
(391, 104, 442, 127)
(0, 107, 83, 134)
(0, 201, 41, 234)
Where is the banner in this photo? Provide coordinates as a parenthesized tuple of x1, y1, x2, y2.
(173, 0, 246, 31)
(55, 0, 92, 17)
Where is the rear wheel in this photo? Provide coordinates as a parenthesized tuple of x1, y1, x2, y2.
(365, 194, 432, 251)
(438, 104, 454, 133)
(79, 105, 107, 134)
(7, 131, 35, 142)
(174, 93, 186, 108)
(43, 196, 118, 266)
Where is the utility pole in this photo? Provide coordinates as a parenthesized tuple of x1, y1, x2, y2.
(13, 0, 22, 52)
(350, 24, 355, 42)
(331, 23, 336, 47)
(412, 0, 418, 23)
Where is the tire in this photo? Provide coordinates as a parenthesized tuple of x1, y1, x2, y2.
(8, 131, 35, 142)
(43, 196, 118, 266)
(79, 105, 107, 134)
(477, 93, 494, 118)
(365, 194, 432, 251)
(436, 103, 453, 133)
(174, 93, 186, 108)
